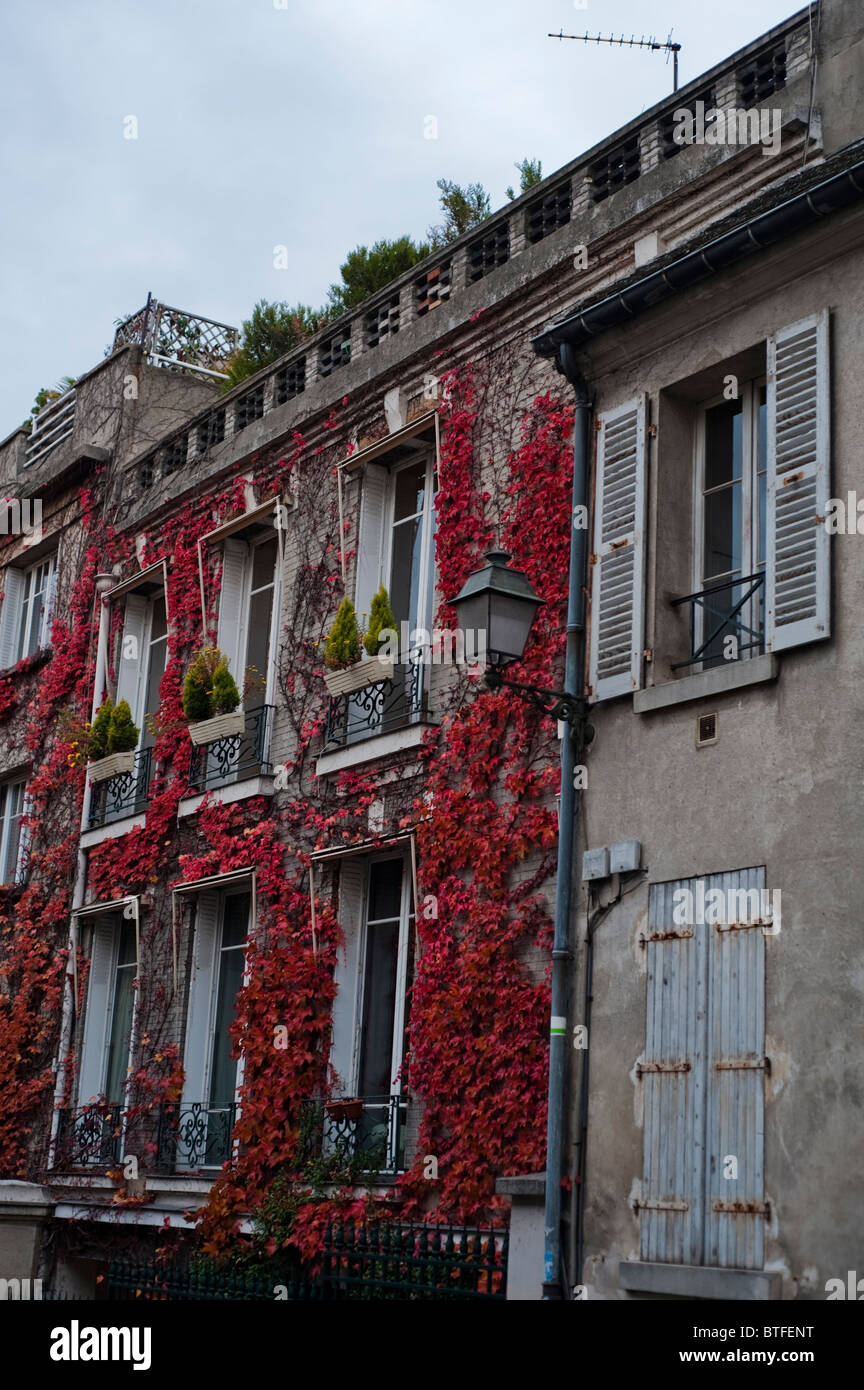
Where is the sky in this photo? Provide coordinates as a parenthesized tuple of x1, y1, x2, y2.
(0, 0, 799, 438)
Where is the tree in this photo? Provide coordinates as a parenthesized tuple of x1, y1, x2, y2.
(222, 301, 324, 391)
(506, 157, 543, 201)
(324, 598, 362, 671)
(364, 586, 397, 657)
(328, 237, 430, 316)
(107, 699, 139, 753)
(427, 179, 492, 249)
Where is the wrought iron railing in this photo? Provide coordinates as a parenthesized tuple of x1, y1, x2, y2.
(87, 746, 154, 829)
(113, 295, 238, 379)
(671, 572, 765, 671)
(157, 1100, 237, 1171)
(188, 704, 274, 793)
(299, 1095, 408, 1176)
(325, 659, 425, 750)
(54, 1102, 124, 1169)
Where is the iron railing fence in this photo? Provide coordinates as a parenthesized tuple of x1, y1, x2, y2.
(53, 1100, 235, 1173)
(113, 296, 238, 379)
(299, 1094, 408, 1177)
(107, 1220, 508, 1301)
(87, 746, 154, 829)
(188, 704, 273, 794)
(325, 660, 424, 749)
(671, 571, 765, 671)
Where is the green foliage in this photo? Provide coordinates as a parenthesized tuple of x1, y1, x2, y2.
(327, 236, 430, 316)
(506, 157, 543, 201)
(363, 586, 397, 657)
(324, 598, 362, 671)
(427, 179, 492, 249)
(211, 660, 241, 715)
(88, 698, 113, 760)
(222, 301, 325, 391)
(182, 647, 239, 720)
(108, 699, 139, 753)
(24, 377, 77, 433)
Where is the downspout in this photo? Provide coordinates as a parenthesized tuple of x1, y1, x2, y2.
(541, 342, 592, 1299)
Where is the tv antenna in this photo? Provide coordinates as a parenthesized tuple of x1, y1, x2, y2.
(548, 28, 682, 92)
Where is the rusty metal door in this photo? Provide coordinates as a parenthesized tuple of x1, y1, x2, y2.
(641, 871, 766, 1269)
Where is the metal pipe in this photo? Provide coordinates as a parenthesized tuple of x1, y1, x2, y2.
(541, 343, 591, 1298)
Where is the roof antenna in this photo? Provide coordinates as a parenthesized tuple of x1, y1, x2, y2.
(548, 27, 682, 92)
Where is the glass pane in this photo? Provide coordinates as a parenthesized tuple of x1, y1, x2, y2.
(358, 919, 400, 1098)
(703, 486, 741, 581)
(705, 399, 743, 489)
(141, 634, 167, 752)
(150, 594, 167, 642)
(105, 923, 136, 1104)
(389, 516, 422, 630)
(209, 951, 246, 1106)
(222, 892, 250, 948)
(393, 461, 426, 523)
(245, 588, 273, 705)
(368, 859, 403, 922)
(251, 537, 278, 591)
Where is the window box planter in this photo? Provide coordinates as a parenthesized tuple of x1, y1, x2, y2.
(323, 656, 395, 697)
(88, 751, 136, 783)
(326, 1098, 364, 1123)
(187, 709, 245, 746)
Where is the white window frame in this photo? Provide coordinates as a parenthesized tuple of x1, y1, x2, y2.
(692, 378, 766, 667)
(381, 450, 438, 657)
(77, 909, 138, 1108)
(352, 852, 414, 1102)
(0, 778, 27, 885)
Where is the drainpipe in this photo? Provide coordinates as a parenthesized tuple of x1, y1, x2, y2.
(541, 343, 592, 1299)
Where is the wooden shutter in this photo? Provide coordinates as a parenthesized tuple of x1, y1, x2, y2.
(217, 538, 249, 683)
(182, 893, 220, 1104)
(354, 466, 388, 629)
(78, 918, 118, 1103)
(765, 311, 830, 652)
(41, 553, 58, 648)
(588, 396, 647, 701)
(0, 567, 25, 671)
(115, 593, 150, 731)
(329, 858, 366, 1094)
(640, 880, 708, 1266)
(705, 867, 766, 1271)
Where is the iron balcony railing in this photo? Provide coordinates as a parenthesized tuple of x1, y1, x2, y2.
(53, 1100, 237, 1173)
(325, 659, 425, 750)
(671, 571, 765, 671)
(188, 704, 274, 793)
(87, 746, 154, 830)
(300, 1094, 408, 1177)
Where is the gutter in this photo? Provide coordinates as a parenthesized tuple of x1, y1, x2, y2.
(532, 154, 864, 355)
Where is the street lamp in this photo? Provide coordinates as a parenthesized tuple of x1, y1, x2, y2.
(450, 550, 592, 734)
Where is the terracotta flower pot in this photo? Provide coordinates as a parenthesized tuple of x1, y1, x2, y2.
(326, 1098, 364, 1123)
(323, 656, 396, 697)
(187, 709, 245, 746)
(88, 750, 136, 782)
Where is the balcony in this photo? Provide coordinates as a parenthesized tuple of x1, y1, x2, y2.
(300, 1095, 408, 1177)
(24, 388, 76, 469)
(324, 660, 425, 751)
(53, 1100, 237, 1173)
(87, 747, 154, 830)
(671, 572, 765, 672)
(188, 704, 274, 793)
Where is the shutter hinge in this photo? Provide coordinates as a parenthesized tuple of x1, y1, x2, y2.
(712, 1200, 771, 1218)
(639, 929, 693, 945)
(636, 1060, 691, 1075)
(634, 1198, 689, 1212)
(714, 1056, 771, 1073)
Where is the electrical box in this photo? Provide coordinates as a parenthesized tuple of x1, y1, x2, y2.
(582, 847, 610, 881)
(609, 839, 642, 874)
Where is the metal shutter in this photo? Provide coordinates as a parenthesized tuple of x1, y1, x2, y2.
(588, 396, 647, 701)
(0, 567, 25, 671)
(765, 311, 830, 652)
(216, 538, 249, 683)
(354, 466, 388, 631)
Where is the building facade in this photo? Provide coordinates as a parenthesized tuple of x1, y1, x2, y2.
(0, 0, 861, 1302)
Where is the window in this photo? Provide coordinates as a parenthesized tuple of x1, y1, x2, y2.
(0, 553, 56, 669)
(694, 382, 766, 667)
(330, 853, 414, 1171)
(178, 888, 251, 1168)
(0, 778, 27, 884)
(77, 912, 137, 1106)
(639, 871, 767, 1270)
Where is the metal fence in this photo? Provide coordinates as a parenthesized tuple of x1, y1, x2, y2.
(107, 1220, 508, 1301)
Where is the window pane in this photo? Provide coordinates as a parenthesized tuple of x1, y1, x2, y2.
(105, 922, 136, 1104)
(703, 485, 741, 581)
(150, 594, 167, 642)
(222, 892, 250, 947)
(389, 516, 422, 630)
(251, 537, 277, 591)
(393, 461, 426, 523)
(705, 400, 743, 489)
(368, 859, 403, 922)
(358, 919, 400, 1098)
(245, 588, 273, 705)
(208, 894, 249, 1106)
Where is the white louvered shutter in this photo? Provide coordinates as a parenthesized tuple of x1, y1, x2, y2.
(217, 538, 249, 684)
(0, 567, 25, 671)
(329, 858, 366, 1094)
(354, 466, 388, 631)
(182, 893, 220, 1105)
(78, 918, 117, 1103)
(765, 311, 830, 652)
(588, 396, 647, 701)
(115, 593, 150, 733)
(41, 553, 58, 648)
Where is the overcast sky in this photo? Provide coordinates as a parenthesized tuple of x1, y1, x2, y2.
(0, 0, 797, 438)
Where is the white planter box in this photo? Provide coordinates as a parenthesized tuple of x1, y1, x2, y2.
(188, 709, 245, 746)
(88, 750, 136, 783)
(323, 656, 396, 697)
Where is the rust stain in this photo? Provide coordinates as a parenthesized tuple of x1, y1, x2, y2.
(640, 929, 694, 944)
(636, 1060, 691, 1076)
(715, 1057, 771, 1072)
(712, 1200, 771, 1217)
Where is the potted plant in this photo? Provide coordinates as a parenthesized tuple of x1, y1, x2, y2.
(183, 647, 244, 745)
(322, 589, 397, 696)
(325, 1098, 364, 1123)
(87, 697, 140, 782)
